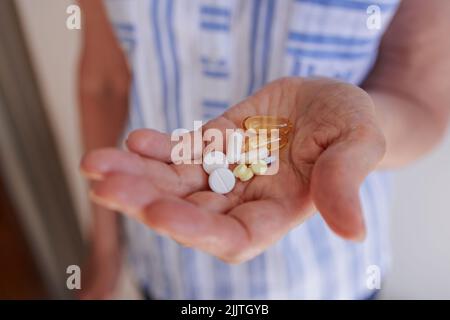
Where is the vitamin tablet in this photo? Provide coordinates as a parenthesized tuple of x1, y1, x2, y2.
(233, 164, 248, 178)
(239, 167, 254, 182)
(250, 160, 268, 175)
(226, 131, 244, 164)
(202, 151, 228, 174)
(243, 115, 293, 136)
(239, 147, 269, 164)
(208, 168, 236, 194)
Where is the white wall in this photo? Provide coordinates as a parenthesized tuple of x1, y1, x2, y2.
(15, 0, 89, 233)
(381, 132, 450, 299)
(15, 0, 450, 299)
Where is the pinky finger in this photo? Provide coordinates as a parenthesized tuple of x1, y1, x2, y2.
(142, 197, 250, 263)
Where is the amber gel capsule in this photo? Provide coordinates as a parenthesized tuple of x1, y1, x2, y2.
(245, 134, 289, 152)
(243, 115, 293, 136)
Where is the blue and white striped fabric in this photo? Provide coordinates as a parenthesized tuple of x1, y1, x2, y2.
(104, 0, 400, 299)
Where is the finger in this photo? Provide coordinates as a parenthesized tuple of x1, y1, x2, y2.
(126, 128, 203, 162)
(127, 117, 239, 163)
(90, 173, 162, 215)
(185, 191, 234, 215)
(310, 128, 386, 241)
(81, 148, 146, 180)
(185, 177, 248, 214)
(91, 174, 250, 262)
(142, 197, 311, 263)
(141, 197, 250, 263)
(81, 148, 208, 195)
(227, 199, 312, 257)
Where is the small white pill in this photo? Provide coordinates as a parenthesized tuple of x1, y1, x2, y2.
(263, 155, 278, 165)
(202, 151, 228, 174)
(208, 168, 236, 194)
(239, 147, 269, 164)
(226, 131, 244, 164)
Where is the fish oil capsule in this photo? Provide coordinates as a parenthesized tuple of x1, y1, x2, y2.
(245, 134, 289, 152)
(243, 115, 293, 136)
(250, 160, 268, 175)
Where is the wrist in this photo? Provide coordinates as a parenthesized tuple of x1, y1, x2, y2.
(89, 204, 123, 255)
(79, 0, 115, 43)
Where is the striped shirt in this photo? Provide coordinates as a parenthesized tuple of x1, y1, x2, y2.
(104, 0, 399, 299)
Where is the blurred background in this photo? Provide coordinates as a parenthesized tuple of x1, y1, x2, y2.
(0, 0, 449, 299)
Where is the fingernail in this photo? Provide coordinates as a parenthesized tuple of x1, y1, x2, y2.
(89, 190, 123, 212)
(354, 226, 367, 242)
(80, 168, 104, 181)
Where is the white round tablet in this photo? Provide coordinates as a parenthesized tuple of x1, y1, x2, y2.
(202, 151, 228, 174)
(226, 131, 244, 164)
(208, 168, 236, 194)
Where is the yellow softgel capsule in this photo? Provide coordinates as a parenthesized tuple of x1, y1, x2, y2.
(243, 115, 293, 136)
(250, 160, 268, 175)
(245, 134, 289, 152)
(233, 164, 248, 178)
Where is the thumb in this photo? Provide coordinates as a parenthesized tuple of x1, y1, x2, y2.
(310, 128, 386, 241)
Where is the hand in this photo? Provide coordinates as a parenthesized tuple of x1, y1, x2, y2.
(77, 205, 123, 300)
(80, 77, 386, 263)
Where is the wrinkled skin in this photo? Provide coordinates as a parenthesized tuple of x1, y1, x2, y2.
(81, 77, 386, 263)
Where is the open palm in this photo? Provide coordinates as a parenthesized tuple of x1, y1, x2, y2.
(81, 77, 385, 263)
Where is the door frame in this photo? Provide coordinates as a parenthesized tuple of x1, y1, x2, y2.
(0, 0, 84, 299)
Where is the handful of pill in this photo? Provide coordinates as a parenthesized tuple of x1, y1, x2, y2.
(204, 115, 292, 194)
